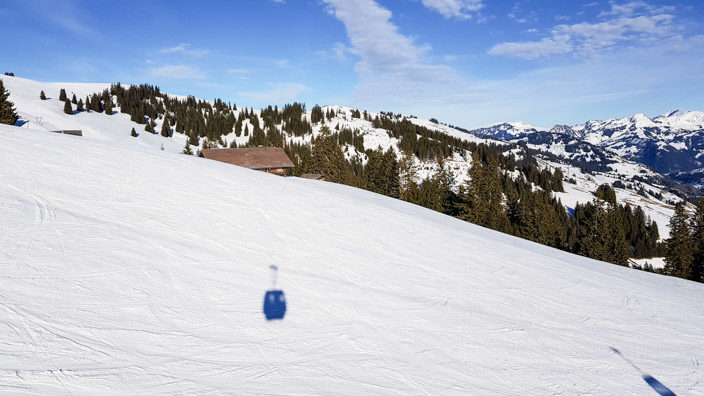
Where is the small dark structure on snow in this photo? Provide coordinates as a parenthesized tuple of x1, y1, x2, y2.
(202, 147, 294, 174)
(51, 130, 83, 136)
(299, 173, 326, 181)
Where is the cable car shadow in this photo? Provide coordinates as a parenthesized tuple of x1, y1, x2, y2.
(609, 347, 677, 396)
(263, 265, 286, 321)
(263, 290, 286, 320)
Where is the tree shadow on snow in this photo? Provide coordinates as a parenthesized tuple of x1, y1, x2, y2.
(609, 347, 677, 396)
(14, 120, 28, 127)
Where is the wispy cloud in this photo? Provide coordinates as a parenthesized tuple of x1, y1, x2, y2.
(226, 68, 251, 74)
(489, 1, 680, 59)
(30, 0, 100, 38)
(237, 83, 309, 103)
(148, 65, 205, 80)
(323, 0, 430, 73)
(159, 43, 209, 57)
(322, 0, 470, 107)
(418, 0, 483, 19)
(274, 59, 290, 68)
(489, 35, 572, 59)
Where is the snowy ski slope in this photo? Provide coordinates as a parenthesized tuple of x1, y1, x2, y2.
(1, 121, 704, 395)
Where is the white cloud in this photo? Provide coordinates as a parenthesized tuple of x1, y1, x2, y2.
(148, 65, 205, 80)
(489, 2, 679, 59)
(274, 59, 290, 68)
(226, 68, 251, 74)
(489, 35, 572, 59)
(322, 0, 474, 109)
(159, 43, 209, 57)
(322, 0, 429, 74)
(331, 42, 351, 61)
(419, 0, 483, 19)
(317, 42, 354, 61)
(237, 83, 309, 104)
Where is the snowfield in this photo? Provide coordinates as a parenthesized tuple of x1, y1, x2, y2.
(2, 122, 704, 395)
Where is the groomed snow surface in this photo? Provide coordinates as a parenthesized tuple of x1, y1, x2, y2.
(2, 123, 704, 395)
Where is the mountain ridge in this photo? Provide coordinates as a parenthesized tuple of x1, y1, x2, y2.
(467, 110, 704, 188)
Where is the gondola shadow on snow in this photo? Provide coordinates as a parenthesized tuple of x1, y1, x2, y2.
(609, 347, 677, 396)
(263, 265, 286, 321)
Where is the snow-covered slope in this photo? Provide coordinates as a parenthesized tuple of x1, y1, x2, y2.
(3, 121, 704, 394)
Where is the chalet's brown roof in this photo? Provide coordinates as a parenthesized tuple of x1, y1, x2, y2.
(300, 173, 325, 180)
(202, 147, 294, 170)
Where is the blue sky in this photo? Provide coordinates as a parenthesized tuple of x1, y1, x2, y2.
(1, 0, 703, 128)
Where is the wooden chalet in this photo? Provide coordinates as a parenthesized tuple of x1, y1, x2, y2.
(201, 147, 294, 174)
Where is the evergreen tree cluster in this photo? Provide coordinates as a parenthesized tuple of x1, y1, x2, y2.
(52, 87, 115, 116)
(663, 200, 704, 282)
(0, 79, 18, 125)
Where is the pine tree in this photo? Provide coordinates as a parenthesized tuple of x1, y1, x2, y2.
(576, 201, 629, 266)
(40, 90, 46, 100)
(59, 88, 67, 101)
(310, 126, 347, 183)
(595, 184, 617, 205)
(71, 94, 77, 104)
(63, 100, 73, 115)
(690, 199, 704, 282)
(145, 120, 155, 134)
(131, 127, 138, 137)
(458, 153, 509, 231)
(382, 148, 400, 198)
(104, 99, 113, 115)
(398, 153, 418, 201)
(182, 139, 193, 154)
(161, 118, 171, 137)
(0, 79, 19, 125)
(664, 202, 694, 279)
(188, 133, 199, 146)
(311, 105, 324, 124)
(76, 99, 84, 112)
(552, 168, 564, 192)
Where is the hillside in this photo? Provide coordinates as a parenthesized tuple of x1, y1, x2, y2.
(2, 121, 704, 394)
(2, 76, 687, 243)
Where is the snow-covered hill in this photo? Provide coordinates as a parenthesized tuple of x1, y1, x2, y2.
(1, 75, 690, 239)
(2, 119, 704, 394)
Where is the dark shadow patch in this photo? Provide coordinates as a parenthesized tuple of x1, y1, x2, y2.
(610, 347, 677, 396)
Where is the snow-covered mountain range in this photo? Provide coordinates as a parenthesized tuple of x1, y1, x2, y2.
(468, 111, 704, 189)
(2, 82, 704, 394)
